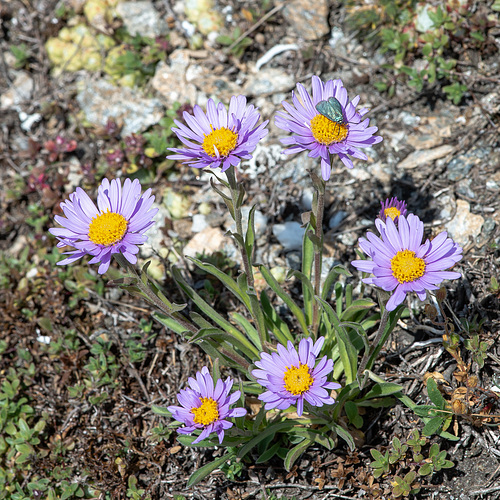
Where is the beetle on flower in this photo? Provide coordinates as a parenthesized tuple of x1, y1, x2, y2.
(275, 76, 382, 181)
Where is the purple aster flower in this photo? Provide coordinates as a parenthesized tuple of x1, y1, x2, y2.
(167, 95, 269, 172)
(275, 75, 383, 181)
(252, 337, 341, 416)
(167, 366, 247, 444)
(352, 214, 463, 311)
(49, 178, 158, 274)
(378, 197, 407, 222)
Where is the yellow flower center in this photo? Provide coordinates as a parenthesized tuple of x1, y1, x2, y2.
(384, 207, 401, 220)
(391, 250, 426, 284)
(191, 397, 219, 426)
(88, 210, 128, 246)
(202, 126, 238, 158)
(310, 114, 348, 145)
(283, 363, 313, 395)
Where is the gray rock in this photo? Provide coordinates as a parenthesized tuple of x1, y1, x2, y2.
(141, 203, 168, 258)
(243, 67, 295, 96)
(445, 200, 484, 247)
(286, 251, 302, 270)
(0, 71, 33, 109)
(272, 222, 305, 251)
(275, 151, 314, 187)
(301, 190, 313, 211)
(456, 179, 475, 199)
(329, 211, 348, 230)
(482, 218, 496, 237)
(399, 145, 454, 169)
(116, 1, 168, 38)
(244, 144, 284, 180)
(152, 50, 241, 106)
(76, 78, 164, 135)
(446, 157, 474, 181)
(283, 0, 330, 40)
(152, 55, 198, 107)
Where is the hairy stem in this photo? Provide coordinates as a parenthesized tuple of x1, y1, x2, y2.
(311, 182, 325, 337)
(114, 254, 197, 334)
(357, 307, 390, 383)
(226, 166, 255, 289)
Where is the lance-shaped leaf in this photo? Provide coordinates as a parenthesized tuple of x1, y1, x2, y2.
(187, 256, 252, 311)
(171, 267, 246, 341)
(316, 297, 358, 384)
(260, 290, 294, 345)
(284, 438, 312, 471)
(301, 223, 314, 325)
(187, 451, 237, 487)
(189, 327, 260, 359)
(258, 265, 309, 337)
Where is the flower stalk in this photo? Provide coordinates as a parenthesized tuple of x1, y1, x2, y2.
(311, 174, 326, 337)
(226, 166, 254, 289)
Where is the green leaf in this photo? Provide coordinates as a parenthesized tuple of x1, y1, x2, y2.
(256, 441, 281, 463)
(328, 421, 355, 451)
(171, 267, 245, 340)
(284, 438, 312, 471)
(187, 256, 252, 310)
(422, 416, 446, 436)
(340, 299, 376, 322)
(260, 290, 294, 345)
(321, 266, 352, 300)
(245, 205, 257, 263)
(151, 405, 171, 417)
(422, 42, 433, 57)
(258, 265, 309, 336)
(316, 298, 358, 383)
(413, 405, 449, 418)
(292, 428, 335, 449)
(418, 463, 433, 476)
(426, 378, 446, 408)
(153, 313, 190, 335)
(189, 327, 259, 359)
(345, 401, 363, 428)
(301, 223, 314, 325)
(187, 451, 236, 487)
(237, 421, 295, 459)
(362, 382, 404, 399)
(230, 312, 262, 351)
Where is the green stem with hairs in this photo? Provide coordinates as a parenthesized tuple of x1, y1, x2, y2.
(311, 177, 326, 338)
(225, 166, 255, 290)
(357, 307, 390, 387)
(114, 254, 197, 334)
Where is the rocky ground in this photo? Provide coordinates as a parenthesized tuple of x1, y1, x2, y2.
(1, 0, 500, 499)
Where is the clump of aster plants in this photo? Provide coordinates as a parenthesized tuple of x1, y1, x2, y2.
(49, 78, 464, 487)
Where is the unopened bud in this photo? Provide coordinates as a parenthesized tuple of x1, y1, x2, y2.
(436, 287, 447, 302)
(425, 304, 438, 320)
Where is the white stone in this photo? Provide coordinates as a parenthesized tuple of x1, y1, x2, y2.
(272, 222, 305, 251)
(116, 1, 168, 38)
(0, 71, 33, 109)
(76, 78, 164, 135)
(191, 214, 208, 233)
(183, 227, 237, 260)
